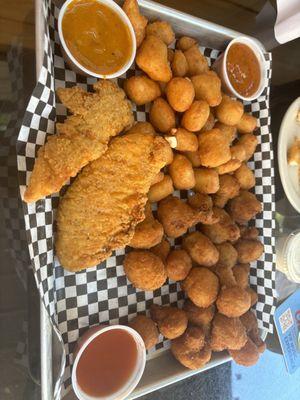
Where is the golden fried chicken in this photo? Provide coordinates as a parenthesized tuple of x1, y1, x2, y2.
(56, 131, 171, 271)
(24, 80, 133, 203)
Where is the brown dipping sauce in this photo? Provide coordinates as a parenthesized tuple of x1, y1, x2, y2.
(62, 0, 132, 75)
(76, 329, 138, 397)
(226, 43, 261, 97)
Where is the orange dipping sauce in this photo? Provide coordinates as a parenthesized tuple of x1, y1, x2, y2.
(226, 43, 261, 98)
(76, 329, 138, 397)
(62, 0, 133, 75)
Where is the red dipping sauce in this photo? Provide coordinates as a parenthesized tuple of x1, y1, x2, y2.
(76, 329, 138, 397)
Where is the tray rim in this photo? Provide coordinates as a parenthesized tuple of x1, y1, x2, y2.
(34, 1, 270, 399)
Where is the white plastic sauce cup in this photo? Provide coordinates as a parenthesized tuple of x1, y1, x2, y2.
(58, 0, 136, 79)
(276, 230, 300, 283)
(72, 325, 146, 400)
(212, 36, 267, 101)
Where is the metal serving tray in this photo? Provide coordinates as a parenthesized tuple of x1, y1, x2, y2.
(34, 1, 268, 399)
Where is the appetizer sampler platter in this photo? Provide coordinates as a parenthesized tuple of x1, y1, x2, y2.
(18, 0, 276, 398)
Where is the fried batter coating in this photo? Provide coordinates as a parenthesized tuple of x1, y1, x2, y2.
(157, 196, 200, 238)
(184, 299, 215, 328)
(129, 315, 159, 350)
(229, 338, 260, 366)
(201, 208, 240, 244)
(123, 0, 148, 47)
(210, 313, 247, 351)
(150, 304, 188, 339)
(56, 132, 171, 271)
(184, 45, 209, 76)
(198, 128, 231, 168)
(212, 174, 240, 208)
(182, 267, 219, 308)
(182, 100, 210, 132)
(237, 134, 258, 161)
(240, 226, 259, 240)
(215, 159, 241, 175)
(166, 249, 192, 281)
(235, 239, 264, 263)
(146, 20, 175, 45)
(136, 35, 172, 82)
(124, 75, 161, 105)
(215, 242, 238, 268)
(124, 251, 166, 290)
(148, 175, 174, 202)
(187, 193, 218, 225)
(171, 50, 189, 77)
(215, 95, 244, 126)
(212, 264, 237, 288)
(127, 121, 155, 135)
(150, 97, 176, 133)
(191, 71, 222, 107)
(240, 311, 266, 353)
(151, 238, 170, 262)
(171, 327, 211, 370)
(194, 168, 220, 194)
(129, 204, 164, 249)
(176, 36, 197, 52)
(183, 232, 219, 267)
(166, 77, 195, 112)
(166, 128, 198, 152)
(200, 111, 215, 133)
(216, 286, 251, 318)
(237, 113, 257, 134)
(232, 263, 250, 289)
(214, 122, 237, 143)
(227, 191, 262, 225)
(247, 287, 258, 306)
(234, 163, 255, 190)
(24, 81, 133, 203)
(169, 154, 196, 190)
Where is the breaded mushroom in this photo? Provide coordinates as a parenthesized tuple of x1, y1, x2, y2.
(212, 174, 240, 208)
(124, 75, 161, 105)
(129, 315, 159, 350)
(150, 304, 188, 339)
(124, 251, 167, 290)
(232, 263, 250, 289)
(235, 239, 264, 263)
(227, 191, 262, 225)
(194, 168, 220, 194)
(176, 36, 197, 51)
(210, 313, 247, 351)
(184, 45, 209, 76)
(183, 232, 219, 267)
(184, 299, 215, 328)
(171, 327, 211, 369)
(182, 267, 219, 308)
(191, 71, 222, 107)
(229, 338, 260, 366)
(129, 207, 164, 249)
(201, 208, 240, 244)
(166, 249, 192, 281)
(146, 20, 175, 45)
(215, 242, 238, 268)
(215, 95, 244, 126)
(151, 238, 170, 262)
(198, 129, 231, 168)
(234, 163, 256, 190)
(216, 286, 251, 318)
(123, 0, 148, 47)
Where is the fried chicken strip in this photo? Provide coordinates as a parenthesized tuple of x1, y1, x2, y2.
(23, 80, 133, 203)
(56, 131, 171, 271)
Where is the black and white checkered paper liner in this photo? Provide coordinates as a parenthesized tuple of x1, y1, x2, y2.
(17, 0, 276, 396)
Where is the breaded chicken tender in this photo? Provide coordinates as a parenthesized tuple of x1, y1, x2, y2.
(123, 0, 148, 47)
(198, 129, 231, 168)
(166, 249, 192, 281)
(129, 315, 159, 350)
(229, 338, 260, 366)
(157, 196, 200, 238)
(216, 286, 251, 317)
(183, 232, 219, 267)
(136, 35, 172, 82)
(210, 313, 247, 351)
(182, 267, 219, 308)
(171, 327, 211, 370)
(129, 203, 164, 249)
(227, 191, 262, 225)
(146, 21, 175, 45)
(184, 299, 215, 328)
(150, 304, 188, 339)
(124, 75, 161, 105)
(56, 132, 171, 271)
(24, 81, 133, 203)
(201, 208, 240, 244)
(235, 239, 264, 263)
(124, 251, 167, 290)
